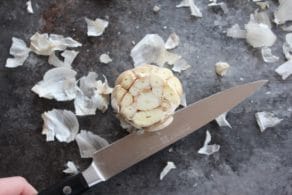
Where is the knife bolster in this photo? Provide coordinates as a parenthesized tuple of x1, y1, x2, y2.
(82, 162, 106, 187)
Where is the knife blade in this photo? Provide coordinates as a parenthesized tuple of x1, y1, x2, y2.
(39, 80, 267, 195)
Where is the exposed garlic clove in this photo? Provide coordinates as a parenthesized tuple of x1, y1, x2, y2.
(111, 64, 183, 131)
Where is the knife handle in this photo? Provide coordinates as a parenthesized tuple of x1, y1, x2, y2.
(38, 173, 89, 195)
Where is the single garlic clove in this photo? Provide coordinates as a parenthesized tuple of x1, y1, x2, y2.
(136, 92, 161, 111)
(116, 70, 137, 89)
(132, 109, 165, 128)
(120, 93, 134, 107)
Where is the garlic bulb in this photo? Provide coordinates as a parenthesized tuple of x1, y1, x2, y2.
(111, 64, 183, 132)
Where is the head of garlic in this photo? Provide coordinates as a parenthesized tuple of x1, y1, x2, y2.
(111, 64, 183, 132)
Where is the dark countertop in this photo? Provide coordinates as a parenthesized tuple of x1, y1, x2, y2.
(0, 0, 291, 194)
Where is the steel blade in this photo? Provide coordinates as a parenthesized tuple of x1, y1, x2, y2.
(82, 80, 267, 186)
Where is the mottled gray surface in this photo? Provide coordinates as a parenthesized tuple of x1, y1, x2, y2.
(0, 0, 291, 194)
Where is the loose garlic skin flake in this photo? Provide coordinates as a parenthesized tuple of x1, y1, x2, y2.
(111, 64, 183, 132)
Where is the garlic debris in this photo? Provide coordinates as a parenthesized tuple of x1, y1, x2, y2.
(48, 50, 79, 67)
(198, 130, 220, 155)
(74, 72, 113, 115)
(172, 59, 191, 73)
(153, 5, 161, 12)
(215, 112, 231, 128)
(26, 0, 34, 14)
(215, 62, 230, 76)
(32, 67, 78, 101)
(5, 37, 30, 68)
(99, 53, 112, 64)
(283, 33, 292, 60)
(30, 32, 81, 56)
(85, 17, 109, 37)
(160, 161, 176, 180)
(255, 112, 283, 132)
(245, 15, 277, 48)
(226, 24, 246, 39)
(76, 130, 109, 158)
(63, 161, 79, 175)
(176, 0, 202, 17)
(275, 60, 292, 80)
(41, 109, 79, 143)
(131, 34, 181, 67)
(261, 47, 279, 63)
(165, 33, 180, 50)
(274, 0, 292, 25)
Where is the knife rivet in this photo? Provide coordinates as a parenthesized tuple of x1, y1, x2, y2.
(63, 186, 72, 195)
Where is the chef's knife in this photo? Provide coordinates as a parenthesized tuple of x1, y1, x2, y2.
(38, 80, 267, 195)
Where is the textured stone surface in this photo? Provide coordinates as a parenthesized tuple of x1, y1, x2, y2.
(0, 0, 291, 194)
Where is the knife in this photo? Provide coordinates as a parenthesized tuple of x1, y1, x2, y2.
(38, 80, 267, 195)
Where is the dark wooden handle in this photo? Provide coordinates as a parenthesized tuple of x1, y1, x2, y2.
(38, 173, 89, 195)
